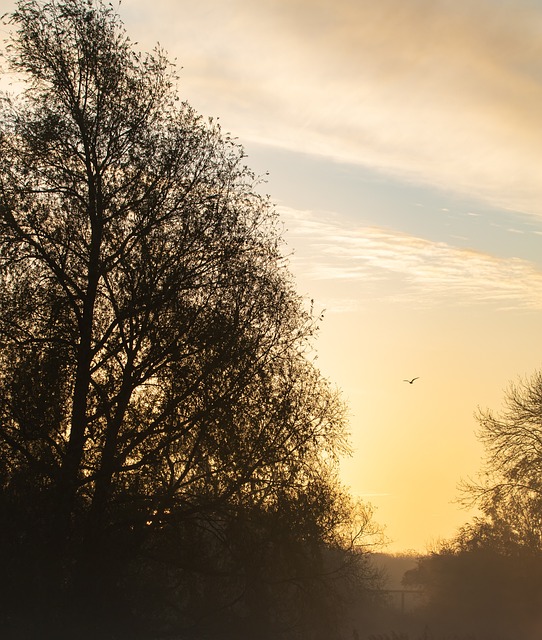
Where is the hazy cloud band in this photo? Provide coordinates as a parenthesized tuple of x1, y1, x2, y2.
(280, 205, 542, 311)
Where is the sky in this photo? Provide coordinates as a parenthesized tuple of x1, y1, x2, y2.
(3, 0, 542, 553)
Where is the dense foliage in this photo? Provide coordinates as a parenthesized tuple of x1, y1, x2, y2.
(0, 1, 380, 637)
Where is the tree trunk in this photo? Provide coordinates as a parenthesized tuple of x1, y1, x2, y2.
(57, 185, 103, 547)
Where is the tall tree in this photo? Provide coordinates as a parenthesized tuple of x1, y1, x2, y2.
(0, 1, 370, 636)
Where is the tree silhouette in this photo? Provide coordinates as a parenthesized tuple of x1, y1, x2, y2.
(0, 1, 376, 636)
(460, 369, 542, 553)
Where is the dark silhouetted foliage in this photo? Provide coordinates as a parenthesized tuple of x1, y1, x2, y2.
(0, 1, 381, 637)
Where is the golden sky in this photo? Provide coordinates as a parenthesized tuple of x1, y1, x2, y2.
(119, 0, 542, 214)
(3, 0, 542, 551)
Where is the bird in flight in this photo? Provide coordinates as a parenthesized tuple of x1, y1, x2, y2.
(403, 377, 419, 384)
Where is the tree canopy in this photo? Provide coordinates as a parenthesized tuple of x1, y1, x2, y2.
(0, 1, 380, 637)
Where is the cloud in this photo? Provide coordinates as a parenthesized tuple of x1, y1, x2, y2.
(279, 205, 542, 311)
(123, 0, 542, 218)
(5, 0, 540, 216)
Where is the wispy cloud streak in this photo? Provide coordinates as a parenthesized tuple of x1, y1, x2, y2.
(280, 206, 542, 310)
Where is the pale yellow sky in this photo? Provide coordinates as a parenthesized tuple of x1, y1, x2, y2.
(3, 0, 542, 551)
(281, 203, 542, 551)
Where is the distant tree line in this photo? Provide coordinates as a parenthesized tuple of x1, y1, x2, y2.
(0, 1, 382, 638)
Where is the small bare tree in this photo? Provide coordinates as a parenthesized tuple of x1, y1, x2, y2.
(460, 371, 542, 552)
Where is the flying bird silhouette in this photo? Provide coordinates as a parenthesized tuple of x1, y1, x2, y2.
(403, 377, 419, 384)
